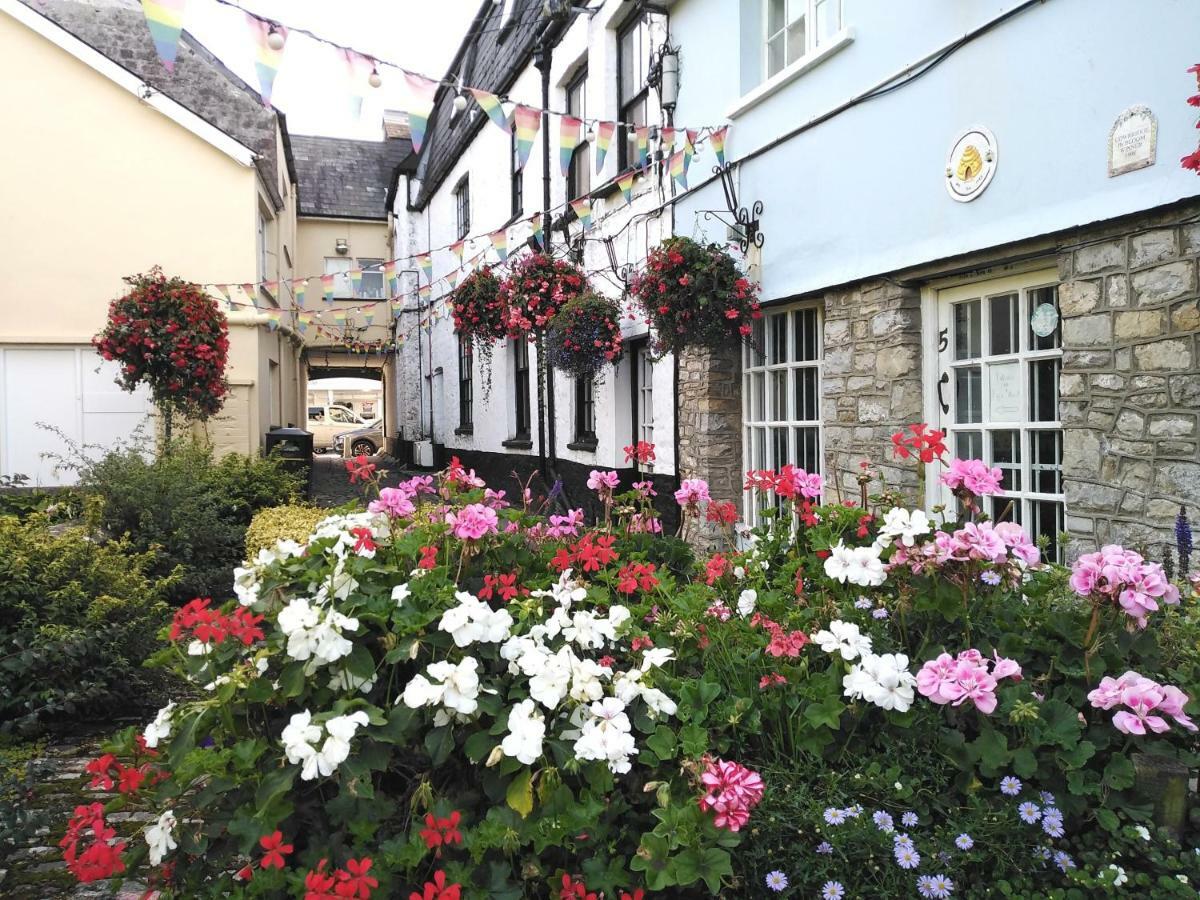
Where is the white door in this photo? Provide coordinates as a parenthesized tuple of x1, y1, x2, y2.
(932, 270, 1066, 560)
(0, 347, 152, 486)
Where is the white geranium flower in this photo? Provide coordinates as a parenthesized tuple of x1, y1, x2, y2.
(528, 648, 573, 709)
(328, 668, 376, 694)
(142, 701, 176, 749)
(573, 697, 636, 775)
(568, 654, 609, 704)
(144, 809, 177, 866)
(281, 710, 322, 774)
(843, 652, 917, 712)
(813, 620, 873, 661)
(501, 699, 546, 765)
(1135, 825, 1151, 841)
(233, 565, 260, 606)
(613, 670, 678, 719)
(823, 541, 886, 587)
(401, 673, 442, 709)
(875, 508, 932, 549)
(640, 648, 675, 672)
(187, 640, 212, 656)
(439, 592, 513, 648)
(1107, 864, 1127, 887)
(315, 711, 370, 777)
(391, 583, 412, 605)
(737, 589, 757, 617)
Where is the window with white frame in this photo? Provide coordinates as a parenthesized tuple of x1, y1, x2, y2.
(566, 68, 591, 201)
(742, 304, 822, 523)
(935, 272, 1065, 561)
(635, 345, 655, 453)
(324, 257, 352, 298)
(764, 0, 842, 79)
(359, 258, 384, 299)
(454, 177, 470, 240)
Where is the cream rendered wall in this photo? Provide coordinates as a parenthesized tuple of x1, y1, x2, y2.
(0, 10, 292, 458)
(295, 217, 393, 349)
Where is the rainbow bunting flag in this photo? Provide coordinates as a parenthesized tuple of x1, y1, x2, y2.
(512, 105, 541, 170)
(684, 128, 700, 166)
(293, 278, 307, 308)
(296, 313, 310, 333)
(214, 284, 233, 309)
(341, 49, 375, 119)
(245, 14, 287, 107)
(140, 0, 187, 72)
(241, 283, 258, 309)
(670, 150, 687, 190)
(660, 127, 676, 154)
(391, 300, 403, 319)
(635, 126, 650, 168)
(570, 197, 592, 231)
(333, 309, 347, 324)
(416, 252, 433, 282)
(711, 126, 729, 168)
(350, 268, 363, 296)
(618, 170, 637, 204)
(404, 72, 439, 155)
(489, 227, 509, 263)
(320, 274, 335, 303)
(559, 115, 582, 176)
(383, 261, 397, 297)
(446, 268, 458, 290)
(265, 310, 281, 331)
(263, 280, 279, 298)
(468, 87, 510, 133)
(594, 121, 616, 174)
(449, 240, 465, 269)
(418, 284, 431, 301)
(529, 212, 543, 249)
(363, 307, 375, 326)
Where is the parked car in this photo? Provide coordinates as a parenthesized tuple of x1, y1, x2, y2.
(335, 420, 384, 457)
(307, 405, 367, 451)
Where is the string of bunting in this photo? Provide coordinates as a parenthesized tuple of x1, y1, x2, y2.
(136, 0, 728, 161)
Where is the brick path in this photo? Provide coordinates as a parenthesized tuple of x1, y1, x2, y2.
(308, 452, 411, 508)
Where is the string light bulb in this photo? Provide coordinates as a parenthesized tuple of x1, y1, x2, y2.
(585, 125, 596, 142)
(368, 67, 383, 88)
(266, 26, 285, 51)
(453, 93, 468, 113)
(627, 128, 638, 143)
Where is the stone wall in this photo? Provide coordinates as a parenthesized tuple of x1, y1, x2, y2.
(821, 280, 924, 499)
(1058, 201, 1200, 554)
(677, 344, 742, 549)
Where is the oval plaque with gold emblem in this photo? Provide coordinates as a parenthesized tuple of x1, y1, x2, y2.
(945, 126, 997, 202)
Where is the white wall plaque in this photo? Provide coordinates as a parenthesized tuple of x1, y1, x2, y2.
(988, 361, 1022, 422)
(945, 126, 998, 202)
(1108, 105, 1157, 177)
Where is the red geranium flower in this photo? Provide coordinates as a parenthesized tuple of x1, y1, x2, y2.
(258, 830, 294, 870)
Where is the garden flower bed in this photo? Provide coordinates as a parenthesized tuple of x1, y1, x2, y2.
(57, 436, 1200, 898)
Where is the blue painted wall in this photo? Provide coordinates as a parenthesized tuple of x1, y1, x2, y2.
(672, 0, 1200, 300)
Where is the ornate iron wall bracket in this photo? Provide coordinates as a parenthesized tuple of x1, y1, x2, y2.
(602, 237, 636, 288)
(707, 163, 764, 254)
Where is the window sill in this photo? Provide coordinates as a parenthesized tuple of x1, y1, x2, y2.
(502, 437, 533, 450)
(454, 426, 473, 436)
(726, 28, 854, 120)
(567, 439, 598, 453)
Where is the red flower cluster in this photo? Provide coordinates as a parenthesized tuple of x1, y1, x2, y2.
(704, 553, 729, 585)
(631, 236, 761, 355)
(560, 874, 598, 900)
(615, 562, 659, 595)
(171, 597, 264, 648)
(1183, 64, 1200, 173)
(84, 753, 162, 795)
(759, 672, 788, 689)
(92, 268, 229, 420)
(60, 803, 126, 883)
(410, 870, 461, 900)
(304, 857, 378, 899)
(499, 254, 589, 338)
(418, 545, 439, 569)
(419, 811, 463, 853)
(259, 830, 294, 869)
(705, 500, 738, 525)
(545, 293, 624, 377)
(450, 266, 506, 342)
(479, 572, 522, 602)
(346, 455, 377, 484)
(550, 533, 620, 574)
(350, 526, 376, 555)
(623, 441, 656, 466)
(751, 613, 810, 658)
(890, 423, 948, 463)
(745, 465, 824, 501)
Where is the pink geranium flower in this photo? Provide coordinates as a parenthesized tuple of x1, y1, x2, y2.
(1088, 671, 1197, 735)
(445, 503, 499, 541)
(368, 487, 415, 519)
(698, 759, 764, 832)
(1069, 546, 1180, 629)
(941, 458, 1005, 496)
(674, 478, 711, 510)
(917, 649, 1021, 715)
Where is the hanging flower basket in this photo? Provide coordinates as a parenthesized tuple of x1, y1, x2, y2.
(450, 266, 506, 345)
(630, 236, 761, 356)
(498, 254, 589, 340)
(92, 267, 230, 423)
(545, 293, 624, 378)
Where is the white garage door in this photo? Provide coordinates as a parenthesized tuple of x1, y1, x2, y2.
(0, 347, 153, 487)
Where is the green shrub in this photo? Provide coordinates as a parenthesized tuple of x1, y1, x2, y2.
(244, 504, 329, 560)
(0, 514, 174, 733)
(80, 440, 301, 602)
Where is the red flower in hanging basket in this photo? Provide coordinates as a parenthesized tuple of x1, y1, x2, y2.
(545, 293, 624, 378)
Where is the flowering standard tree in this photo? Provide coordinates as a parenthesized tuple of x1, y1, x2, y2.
(544, 293, 624, 378)
(62, 436, 1200, 896)
(92, 268, 230, 442)
(629, 236, 761, 356)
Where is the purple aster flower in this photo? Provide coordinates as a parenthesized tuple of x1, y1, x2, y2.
(916, 875, 937, 899)
(1039, 791, 1056, 805)
(816, 841, 833, 855)
(955, 833, 974, 850)
(1018, 802, 1041, 824)
(873, 810, 895, 832)
(854, 597, 873, 609)
(824, 807, 847, 825)
(926, 874, 954, 898)
(895, 845, 921, 869)
(845, 805, 863, 818)
(901, 811, 918, 827)
(893, 833, 914, 851)
(1053, 850, 1075, 872)
(1000, 776, 1022, 796)
(1043, 817, 1065, 838)
(981, 570, 1002, 585)
(764, 871, 788, 892)
(872, 607, 889, 619)
(821, 881, 846, 900)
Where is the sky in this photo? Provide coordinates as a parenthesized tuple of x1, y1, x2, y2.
(185, 0, 480, 139)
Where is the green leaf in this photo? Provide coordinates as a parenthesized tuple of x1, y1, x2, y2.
(505, 769, 533, 818)
(1011, 747, 1038, 778)
(646, 725, 677, 761)
(424, 725, 453, 767)
(678, 724, 708, 757)
(1036, 699, 1083, 748)
(254, 764, 296, 811)
(345, 644, 376, 680)
(278, 662, 306, 699)
(969, 728, 1010, 776)
(803, 695, 844, 731)
(1103, 755, 1136, 790)
(464, 730, 495, 763)
(1095, 808, 1119, 832)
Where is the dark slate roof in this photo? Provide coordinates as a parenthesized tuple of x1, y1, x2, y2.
(18, 0, 290, 208)
(290, 135, 414, 220)
(412, 0, 574, 209)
